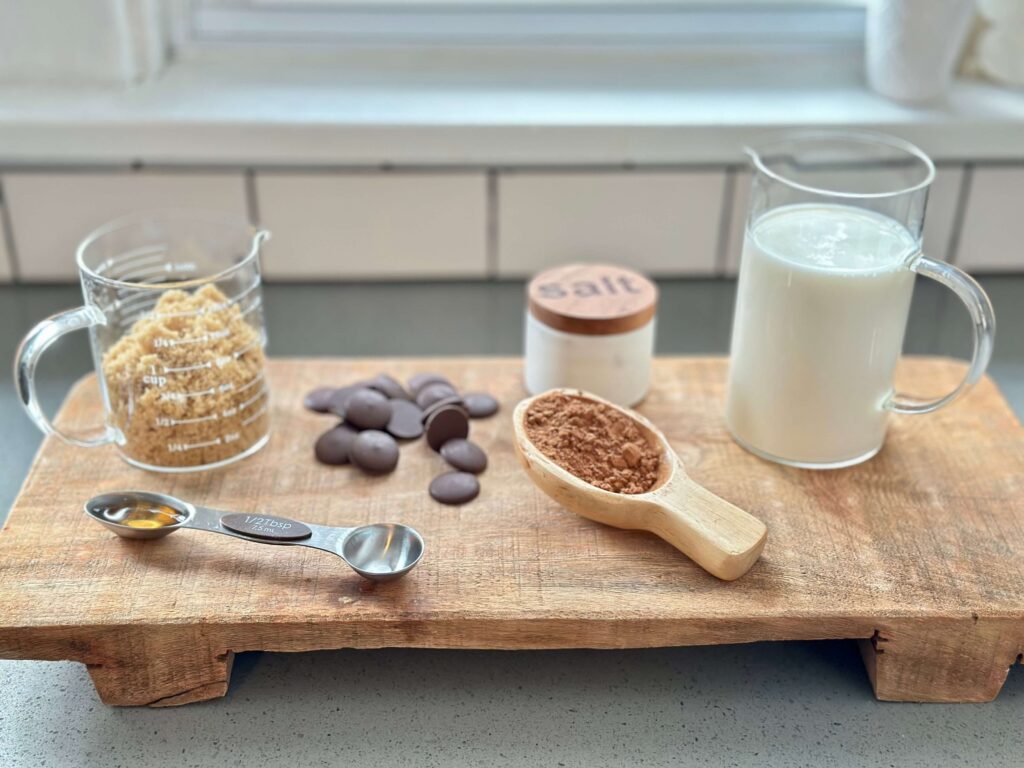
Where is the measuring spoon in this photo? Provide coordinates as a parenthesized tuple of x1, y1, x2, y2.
(84, 490, 424, 582)
(512, 390, 767, 581)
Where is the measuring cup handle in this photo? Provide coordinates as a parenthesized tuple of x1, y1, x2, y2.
(888, 256, 996, 415)
(14, 305, 119, 447)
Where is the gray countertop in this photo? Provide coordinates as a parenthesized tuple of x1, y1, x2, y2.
(2, 278, 1022, 768)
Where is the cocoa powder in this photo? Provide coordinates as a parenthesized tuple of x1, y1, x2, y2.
(524, 393, 661, 494)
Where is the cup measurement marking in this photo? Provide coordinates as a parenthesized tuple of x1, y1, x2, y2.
(167, 430, 244, 453)
(140, 330, 264, 380)
(159, 385, 225, 402)
(238, 387, 268, 412)
(116, 277, 259, 312)
(94, 246, 167, 277)
(154, 372, 265, 402)
(156, 335, 266, 376)
(160, 361, 213, 375)
(145, 295, 263, 324)
(235, 372, 264, 394)
(240, 401, 268, 427)
(152, 393, 266, 429)
(122, 293, 262, 325)
(152, 328, 232, 349)
(114, 267, 184, 285)
(226, 331, 265, 360)
(155, 413, 220, 427)
(112, 261, 199, 285)
(167, 436, 223, 453)
(113, 281, 262, 325)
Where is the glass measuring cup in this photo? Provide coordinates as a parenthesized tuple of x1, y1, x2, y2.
(15, 211, 271, 472)
(726, 131, 995, 469)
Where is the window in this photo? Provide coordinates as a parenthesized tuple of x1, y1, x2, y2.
(179, 0, 867, 50)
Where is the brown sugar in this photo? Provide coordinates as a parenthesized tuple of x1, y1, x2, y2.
(524, 393, 660, 494)
(101, 284, 269, 469)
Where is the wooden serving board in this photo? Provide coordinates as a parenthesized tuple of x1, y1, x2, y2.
(1, 357, 1022, 706)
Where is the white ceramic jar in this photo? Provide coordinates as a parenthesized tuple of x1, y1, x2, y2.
(865, 0, 975, 103)
(523, 263, 658, 406)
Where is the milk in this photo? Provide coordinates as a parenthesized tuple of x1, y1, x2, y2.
(726, 204, 918, 467)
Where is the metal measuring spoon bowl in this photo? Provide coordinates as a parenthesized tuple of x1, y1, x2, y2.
(85, 490, 194, 540)
(83, 490, 424, 582)
(341, 524, 424, 582)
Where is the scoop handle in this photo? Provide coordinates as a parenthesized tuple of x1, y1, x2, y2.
(649, 477, 767, 581)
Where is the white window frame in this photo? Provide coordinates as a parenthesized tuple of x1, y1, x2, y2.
(175, 0, 867, 51)
(9, 0, 1016, 169)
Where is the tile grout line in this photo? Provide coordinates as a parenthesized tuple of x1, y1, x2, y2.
(0, 177, 22, 282)
(486, 169, 499, 279)
(923, 165, 973, 355)
(3, 157, 1024, 174)
(0, 161, 731, 175)
(244, 168, 261, 226)
(946, 164, 973, 266)
(714, 167, 736, 277)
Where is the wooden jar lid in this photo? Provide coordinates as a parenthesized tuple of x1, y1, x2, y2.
(527, 263, 658, 336)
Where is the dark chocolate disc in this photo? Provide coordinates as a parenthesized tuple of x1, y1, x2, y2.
(386, 399, 424, 440)
(439, 438, 488, 474)
(327, 383, 368, 418)
(425, 405, 470, 452)
(344, 389, 393, 430)
(303, 386, 336, 414)
(408, 373, 452, 397)
(463, 392, 500, 419)
(420, 395, 465, 424)
(369, 374, 411, 401)
(416, 382, 458, 410)
(350, 430, 400, 474)
(315, 424, 358, 465)
(429, 471, 480, 505)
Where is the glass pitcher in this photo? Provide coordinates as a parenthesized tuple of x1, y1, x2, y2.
(15, 211, 271, 472)
(726, 131, 995, 469)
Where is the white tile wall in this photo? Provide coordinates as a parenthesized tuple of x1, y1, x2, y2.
(497, 171, 724, 277)
(0, 204, 11, 282)
(1, 164, 1019, 282)
(923, 166, 965, 264)
(256, 173, 487, 279)
(3, 172, 248, 281)
(958, 167, 1024, 272)
(722, 170, 749, 277)
(724, 165, 965, 275)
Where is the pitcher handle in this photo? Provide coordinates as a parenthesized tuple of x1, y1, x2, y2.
(888, 256, 996, 415)
(14, 306, 120, 447)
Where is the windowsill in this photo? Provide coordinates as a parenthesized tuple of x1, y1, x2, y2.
(1, 48, 1022, 167)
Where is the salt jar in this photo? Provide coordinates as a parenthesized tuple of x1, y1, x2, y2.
(524, 263, 658, 406)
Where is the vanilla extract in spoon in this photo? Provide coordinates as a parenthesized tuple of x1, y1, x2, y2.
(97, 500, 188, 529)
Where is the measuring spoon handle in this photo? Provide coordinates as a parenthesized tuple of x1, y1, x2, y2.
(649, 477, 767, 581)
(187, 506, 348, 555)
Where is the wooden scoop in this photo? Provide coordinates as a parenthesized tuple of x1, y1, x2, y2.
(512, 389, 767, 581)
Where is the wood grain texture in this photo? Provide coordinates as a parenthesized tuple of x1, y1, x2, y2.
(1, 357, 1022, 705)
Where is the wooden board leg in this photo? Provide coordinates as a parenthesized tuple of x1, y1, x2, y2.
(859, 618, 1024, 702)
(88, 651, 234, 707)
(82, 628, 236, 707)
